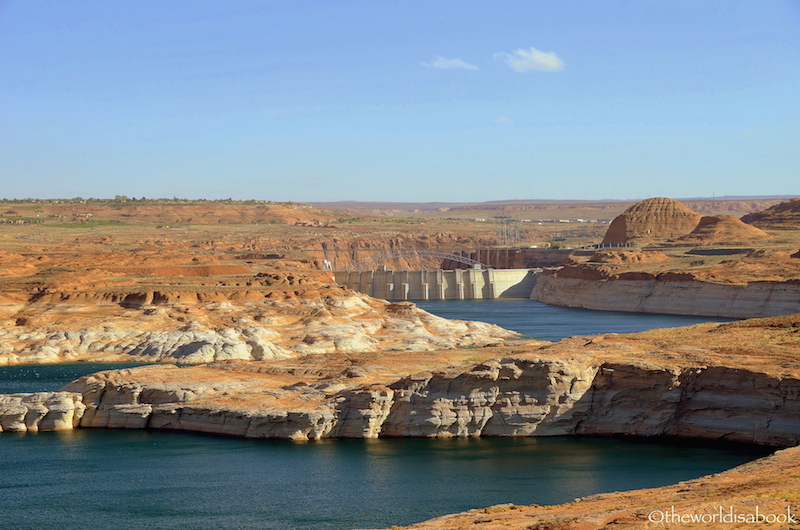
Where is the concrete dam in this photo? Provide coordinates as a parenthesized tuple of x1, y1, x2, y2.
(334, 267, 541, 300)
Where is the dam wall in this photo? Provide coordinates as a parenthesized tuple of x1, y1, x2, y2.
(334, 268, 540, 300)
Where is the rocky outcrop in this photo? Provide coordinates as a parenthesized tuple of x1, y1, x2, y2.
(377, 359, 597, 438)
(360, 358, 800, 446)
(0, 296, 517, 365)
(677, 214, 770, 242)
(0, 392, 85, 432)
(602, 198, 702, 245)
(588, 249, 670, 264)
(531, 273, 800, 318)
(0, 249, 519, 366)
(56, 365, 343, 440)
(42, 345, 800, 447)
(598, 197, 772, 246)
(531, 243, 800, 318)
(741, 197, 800, 229)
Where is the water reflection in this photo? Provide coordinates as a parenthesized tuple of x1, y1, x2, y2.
(0, 430, 772, 530)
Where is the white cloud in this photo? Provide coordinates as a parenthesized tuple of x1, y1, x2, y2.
(496, 116, 512, 124)
(421, 56, 479, 70)
(494, 47, 564, 72)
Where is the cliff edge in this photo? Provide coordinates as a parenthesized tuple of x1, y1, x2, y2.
(531, 247, 800, 318)
(4, 314, 798, 447)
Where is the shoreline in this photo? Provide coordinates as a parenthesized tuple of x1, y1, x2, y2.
(532, 275, 800, 318)
(3, 330, 799, 447)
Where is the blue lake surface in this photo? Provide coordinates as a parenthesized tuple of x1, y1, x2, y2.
(0, 430, 770, 530)
(0, 302, 758, 530)
(0, 362, 149, 394)
(416, 299, 733, 341)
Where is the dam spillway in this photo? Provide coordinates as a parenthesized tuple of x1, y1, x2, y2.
(334, 267, 541, 300)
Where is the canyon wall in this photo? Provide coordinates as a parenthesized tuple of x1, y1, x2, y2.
(531, 275, 800, 318)
(0, 392, 85, 432)
(5, 356, 798, 447)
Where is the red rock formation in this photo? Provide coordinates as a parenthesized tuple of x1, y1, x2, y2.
(741, 197, 800, 229)
(677, 214, 771, 242)
(588, 249, 671, 264)
(601, 197, 702, 245)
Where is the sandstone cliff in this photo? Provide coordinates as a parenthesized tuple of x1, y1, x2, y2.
(49, 352, 799, 446)
(531, 248, 800, 318)
(0, 392, 85, 432)
(3, 315, 793, 448)
(531, 273, 800, 318)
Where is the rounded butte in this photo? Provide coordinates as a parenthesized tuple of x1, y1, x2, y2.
(602, 196, 773, 245)
(601, 197, 702, 245)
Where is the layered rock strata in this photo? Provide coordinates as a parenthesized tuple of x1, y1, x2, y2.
(741, 197, 800, 229)
(48, 356, 800, 446)
(3, 316, 796, 447)
(602, 197, 702, 245)
(0, 392, 85, 432)
(0, 295, 516, 365)
(531, 248, 800, 318)
(601, 197, 782, 246)
(532, 273, 800, 318)
(678, 214, 770, 242)
(0, 252, 518, 365)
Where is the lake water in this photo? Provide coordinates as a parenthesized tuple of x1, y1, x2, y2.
(0, 430, 770, 530)
(0, 362, 149, 394)
(0, 302, 758, 530)
(416, 299, 733, 341)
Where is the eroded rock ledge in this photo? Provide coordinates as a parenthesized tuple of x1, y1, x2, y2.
(5, 315, 800, 448)
(531, 248, 800, 318)
(532, 273, 800, 318)
(0, 392, 84, 432)
(0, 254, 518, 365)
(32, 357, 794, 446)
(0, 295, 516, 365)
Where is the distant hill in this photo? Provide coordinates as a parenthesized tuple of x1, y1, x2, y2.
(309, 196, 796, 212)
(741, 198, 800, 229)
(309, 196, 796, 221)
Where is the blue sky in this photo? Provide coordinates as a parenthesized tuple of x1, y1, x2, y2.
(1, 1, 799, 202)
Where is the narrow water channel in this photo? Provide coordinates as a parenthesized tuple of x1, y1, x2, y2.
(415, 299, 732, 341)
